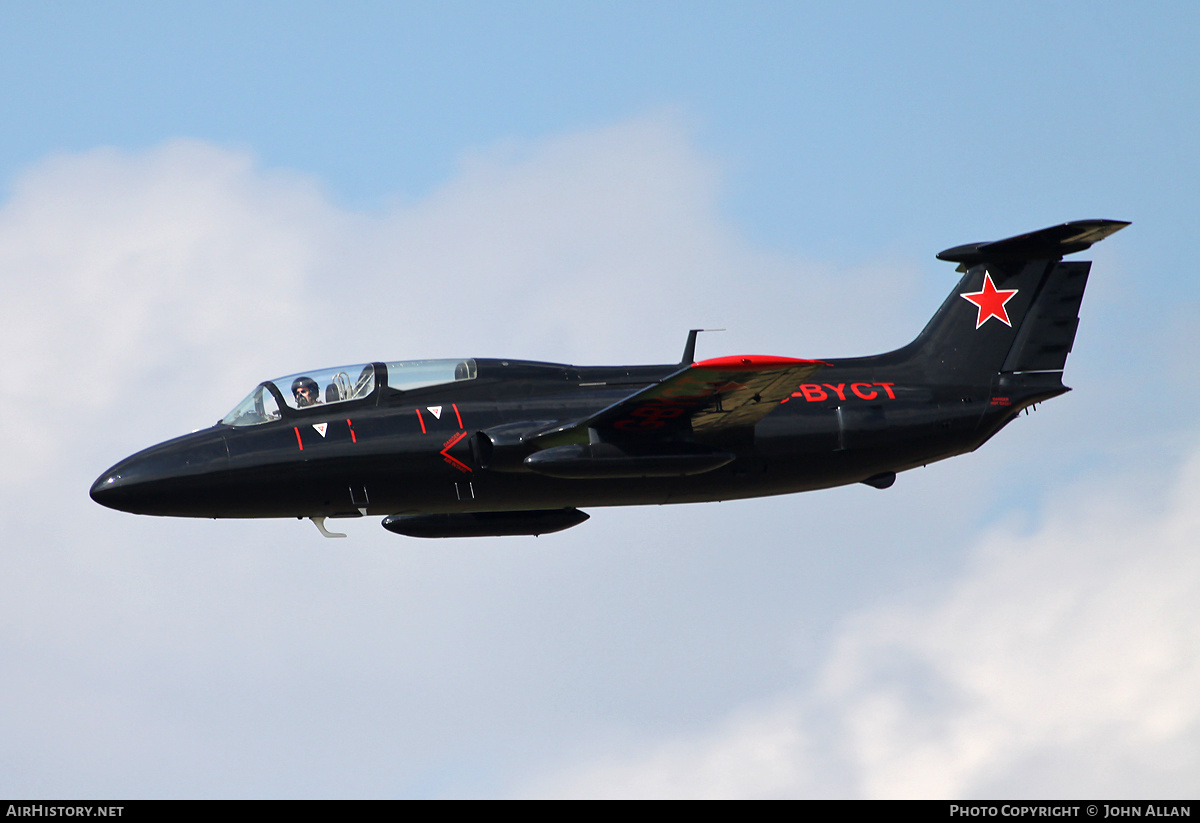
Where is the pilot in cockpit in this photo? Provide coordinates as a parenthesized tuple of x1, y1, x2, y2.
(291, 376, 321, 408)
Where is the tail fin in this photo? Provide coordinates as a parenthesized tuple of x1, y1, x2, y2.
(888, 219, 1129, 383)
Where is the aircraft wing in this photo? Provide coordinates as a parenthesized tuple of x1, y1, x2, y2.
(532, 355, 826, 447)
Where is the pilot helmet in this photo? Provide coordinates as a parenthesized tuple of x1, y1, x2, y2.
(291, 376, 320, 406)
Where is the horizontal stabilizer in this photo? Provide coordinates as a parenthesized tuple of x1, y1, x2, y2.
(936, 219, 1130, 267)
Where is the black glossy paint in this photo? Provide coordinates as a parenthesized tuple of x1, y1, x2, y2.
(90, 220, 1129, 537)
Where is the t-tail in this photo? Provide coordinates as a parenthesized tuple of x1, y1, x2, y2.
(879, 219, 1130, 389)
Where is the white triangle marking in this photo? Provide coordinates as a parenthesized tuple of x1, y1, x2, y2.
(428, 406, 442, 419)
(313, 423, 328, 437)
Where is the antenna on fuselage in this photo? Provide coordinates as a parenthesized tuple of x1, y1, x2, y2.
(680, 329, 725, 365)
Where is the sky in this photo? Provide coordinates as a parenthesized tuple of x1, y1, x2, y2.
(1, 1, 1198, 799)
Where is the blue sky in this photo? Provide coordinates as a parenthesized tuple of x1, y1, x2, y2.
(2, 2, 1198, 798)
(7, 3, 1195, 252)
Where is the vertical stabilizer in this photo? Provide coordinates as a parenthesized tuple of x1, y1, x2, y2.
(887, 219, 1128, 383)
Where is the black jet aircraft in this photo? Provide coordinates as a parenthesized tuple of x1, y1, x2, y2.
(91, 219, 1128, 538)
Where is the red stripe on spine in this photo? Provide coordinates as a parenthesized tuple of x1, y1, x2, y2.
(692, 355, 828, 371)
(346, 419, 357, 443)
(415, 408, 426, 433)
(294, 427, 304, 450)
(453, 403, 463, 429)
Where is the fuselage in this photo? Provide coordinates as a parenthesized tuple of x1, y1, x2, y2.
(89, 356, 1065, 520)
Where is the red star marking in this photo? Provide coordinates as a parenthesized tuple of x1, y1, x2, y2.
(960, 272, 1018, 329)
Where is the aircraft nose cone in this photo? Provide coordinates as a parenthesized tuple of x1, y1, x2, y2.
(89, 430, 229, 515)
(89, 457, 156, 513)
(89, 470, 125, 509)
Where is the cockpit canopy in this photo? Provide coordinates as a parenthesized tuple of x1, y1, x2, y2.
(220, 359, 477, 427)
(384, 358, 477, 391)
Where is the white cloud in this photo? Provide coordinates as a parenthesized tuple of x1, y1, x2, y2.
(2, 115, 920, 797)
(528, 446, 1200, 798)
(2, 115, 1177, 798)
(0, 140, 329, 470)
(827, 447, 1200, 798)
(1, 113, 917, 483)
